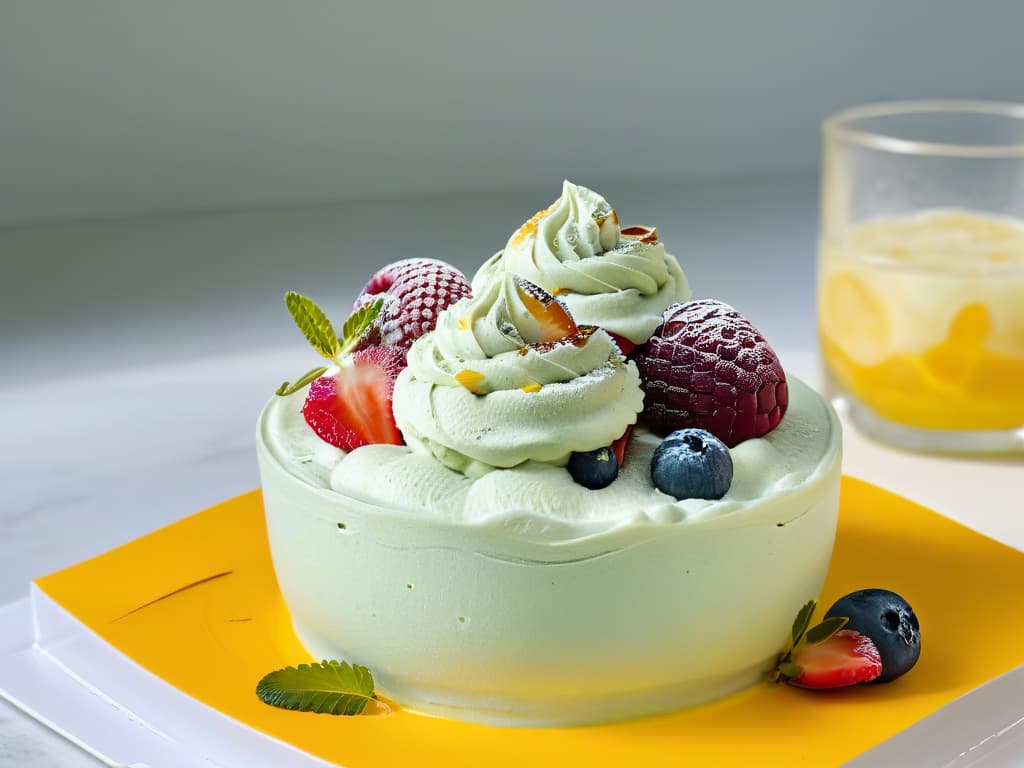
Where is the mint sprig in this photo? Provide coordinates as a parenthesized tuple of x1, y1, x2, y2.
(275, 366, 329, 397)
(276, 294, 384, 397)
(256, 660, 377, 716)
(339, 297, 384, 357)
(791, 599, 815, 646)
(285, 292, 342, 364)
(772, 600, 849, 683)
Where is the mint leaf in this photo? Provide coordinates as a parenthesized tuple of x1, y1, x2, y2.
(338, 298, 384, 357)
(256, 660, 376, 716)
(777, 662, 803, 682)
(276, 366, 329, 397)
(791, 600, 816, 646)
(805, 616, 848, 645)
(285, 292, 341, 364)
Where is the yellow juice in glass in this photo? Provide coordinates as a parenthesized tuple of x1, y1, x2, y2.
(819, 210, 1024, 432)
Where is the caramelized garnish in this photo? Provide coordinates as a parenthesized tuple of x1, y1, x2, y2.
(621, 225, 658, 244)
(511, 207, 552, 247)
(454, 369, 488, 395)
(457, 317, 470, 331)
(530, 325, 597, 354)
(521, 382, 542, 393)
(572, 325, 598, 346)
(514, 276, 577, 344)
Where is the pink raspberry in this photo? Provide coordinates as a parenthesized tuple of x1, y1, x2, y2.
(354, 258, 471, 351)
(635, 300, 788, 447)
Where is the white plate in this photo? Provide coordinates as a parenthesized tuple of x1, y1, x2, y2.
(1, 592, 1022, 768)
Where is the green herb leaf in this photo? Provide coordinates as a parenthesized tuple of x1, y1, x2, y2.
(285, 292, 341, 364)
(256, 660, 376, 716)
(276, 366, 329, 397)
(338, 298, 384, 357)
(791, 600, 816, 646)
(805, 616, 849, 645)
(777, 662, 803, 682)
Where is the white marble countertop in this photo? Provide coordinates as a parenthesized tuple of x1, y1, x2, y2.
(1, 175, 1021, 765)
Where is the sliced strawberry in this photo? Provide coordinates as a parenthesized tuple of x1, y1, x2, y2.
(607, 330, 637, 356)
(302, 346, 405, 451)
(514, 276, 577, 344)
(787, 630, 882, 690)
(611, 425, 633, 468)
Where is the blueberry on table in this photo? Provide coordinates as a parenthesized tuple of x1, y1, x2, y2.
(567, 446, 619, 490)
(825, 589, 921, 683)
(651, 428, 733, 500)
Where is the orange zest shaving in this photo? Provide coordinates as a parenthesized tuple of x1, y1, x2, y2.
(454, 369, 488, 395)
(511, 207, 552, 247)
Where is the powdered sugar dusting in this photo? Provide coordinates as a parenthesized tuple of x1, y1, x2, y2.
(354, 258, 472, 351)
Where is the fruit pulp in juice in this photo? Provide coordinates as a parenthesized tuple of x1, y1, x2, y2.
(818, 210, 1024, 431)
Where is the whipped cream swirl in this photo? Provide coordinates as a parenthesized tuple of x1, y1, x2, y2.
(393, 273, 644, 477)
(472, 180, 691, 343)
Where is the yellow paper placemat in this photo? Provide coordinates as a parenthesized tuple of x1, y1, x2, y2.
(35, 477, 1024, 766)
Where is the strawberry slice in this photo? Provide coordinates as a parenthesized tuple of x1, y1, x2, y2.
(611, 425, 633, 468)
(607, 331, 637, 356)
(302, 346, 405, 451)
(514, 276, 577, 344)
(787, 630, 882, 690)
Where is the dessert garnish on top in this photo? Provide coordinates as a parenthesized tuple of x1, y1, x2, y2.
(275, 182, 792, 497)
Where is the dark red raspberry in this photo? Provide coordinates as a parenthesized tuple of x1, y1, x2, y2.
(635, 300, 788, 447)
(353, 259, 471, 351)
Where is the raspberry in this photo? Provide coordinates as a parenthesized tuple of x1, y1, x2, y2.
(354, 259, 471, 351)
(635, 300, 788, 447)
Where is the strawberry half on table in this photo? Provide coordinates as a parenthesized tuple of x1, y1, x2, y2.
(782, 629, 882, 690)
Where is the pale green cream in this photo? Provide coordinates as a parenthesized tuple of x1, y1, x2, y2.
(472, 180, 691, 343)
(392, 273, 644, 478)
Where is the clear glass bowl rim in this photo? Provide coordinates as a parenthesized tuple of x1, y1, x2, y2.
(823, 100, 1024, 158)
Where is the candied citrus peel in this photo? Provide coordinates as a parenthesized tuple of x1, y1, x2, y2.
(454, 369, 488, 395)
(514, 277, 578, 344)
(620, 225, 658, 244)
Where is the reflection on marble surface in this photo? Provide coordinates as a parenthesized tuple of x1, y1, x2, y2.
(0, 698, 100, 767)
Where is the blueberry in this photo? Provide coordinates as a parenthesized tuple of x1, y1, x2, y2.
(650, 428, 732, 500)
(825, 589, 920, 683)
(567, 446, 619, 490)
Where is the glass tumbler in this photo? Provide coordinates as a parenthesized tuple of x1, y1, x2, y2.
(818, 101, 1024, 454)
